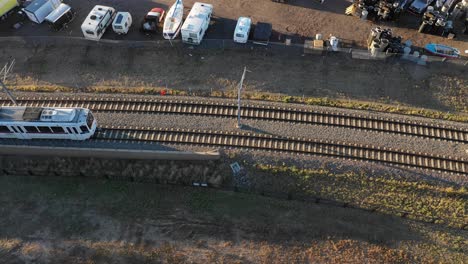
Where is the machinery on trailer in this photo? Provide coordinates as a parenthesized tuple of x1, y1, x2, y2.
(367, 27, 404, 54)
(0, 106, 97, 140)
(418, 6, 456, 36)
(408, 0, 435, 14)
(347, 0, 410, 21)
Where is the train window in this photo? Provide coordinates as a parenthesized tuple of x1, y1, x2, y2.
(80, 126, 89, 133)
(11, 126, 20, 133)
(86, 113, 94, 128)
(66, 127, 73, 134)
(72, 127, 79, 134)
(37, 126, 52, 133)
(51, 127, 65, 133)
(24, 126, 39, 133)
(0, 126, 11, 133)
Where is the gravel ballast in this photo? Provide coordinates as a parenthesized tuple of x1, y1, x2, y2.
(0, 92, 466, 184)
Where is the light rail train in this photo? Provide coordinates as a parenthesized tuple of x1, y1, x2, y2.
(0, 106, 96, 140)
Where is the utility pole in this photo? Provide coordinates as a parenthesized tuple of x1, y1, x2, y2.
(237, 66, 249, 129)
(0, 59, 17, 106)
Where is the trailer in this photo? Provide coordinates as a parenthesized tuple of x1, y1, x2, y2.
(0, 0, 19, 19)
(81, 5, 115, 41)
(112, 11, 132, 34)
(181, 2, 213, 45)
(233, 17, 251, 43)
(252, 22, 272, 45)
(44, 3, 73, 31)
(23, 0, 61, 24)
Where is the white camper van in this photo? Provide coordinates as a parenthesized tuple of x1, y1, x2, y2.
(233, 17, 251, 43)
(81, 5, 115, 41)
(181, 2, 213, 45)
(112, 12, 132, 34)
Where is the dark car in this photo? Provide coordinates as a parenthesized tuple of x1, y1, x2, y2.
(408, 0, 435, 14)
(140, 7, 165, 33)
(253, 22, 272, 44)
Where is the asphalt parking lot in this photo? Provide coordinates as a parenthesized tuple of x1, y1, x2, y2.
(0, 0, 256, 42)
(0, 0, 466, 50)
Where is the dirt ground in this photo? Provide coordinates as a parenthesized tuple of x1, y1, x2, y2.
(1, 39, 466, 113)
(0, 175, 466, 263)
(0, 0, 466, 51)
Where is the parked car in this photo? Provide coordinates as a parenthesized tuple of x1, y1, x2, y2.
(408, 0, 435, 14)
(140, 7, 165, 33)
(233, 17, 251, 43)
(393, 0, 413, 11)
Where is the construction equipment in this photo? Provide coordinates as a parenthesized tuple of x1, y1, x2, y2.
(349, 0, 409, 21)
(419, 6, 456, 38)
(367, 27, 404, 54)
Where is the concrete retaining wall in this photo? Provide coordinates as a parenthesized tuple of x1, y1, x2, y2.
(0, 155, 230, 187)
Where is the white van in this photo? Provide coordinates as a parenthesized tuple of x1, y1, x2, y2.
(233, 17, 251, 43)
(112, 12, 132, 34)
(81, 5, 115, 41)
(181, 2, 213, 45)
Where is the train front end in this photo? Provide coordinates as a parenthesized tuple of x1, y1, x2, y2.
(81, 109, 97, 140)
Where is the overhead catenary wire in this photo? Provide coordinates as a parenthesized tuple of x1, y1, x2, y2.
(0, 59, 17, 106)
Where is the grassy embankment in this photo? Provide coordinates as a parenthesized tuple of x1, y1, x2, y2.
(247, 163, 467, 230)
(0, 175, 466, 263)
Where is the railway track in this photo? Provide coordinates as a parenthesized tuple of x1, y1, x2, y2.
(95, 126, 467, 175)
(2, 97, 467, 143)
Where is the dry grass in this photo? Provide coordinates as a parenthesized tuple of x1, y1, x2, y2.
(7, 79, 467, 122)
(0, 175, 466, 263)
(0, 238, 21, 251)
(252, 164, 467, 229)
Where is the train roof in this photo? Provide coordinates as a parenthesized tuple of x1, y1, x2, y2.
(0, 107, 81, 122)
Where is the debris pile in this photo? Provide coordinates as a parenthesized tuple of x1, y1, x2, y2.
(419, 6, 455, 38)
(349, 0, 407, 21)
(367, 27, 404, 54)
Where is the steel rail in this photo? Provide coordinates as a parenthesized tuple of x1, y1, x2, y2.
(94, 126, 467, 175)
(2, 97, 467, 143)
